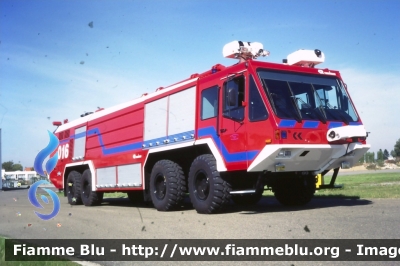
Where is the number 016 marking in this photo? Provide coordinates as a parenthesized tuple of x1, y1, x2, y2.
(58, 144, 69, 159)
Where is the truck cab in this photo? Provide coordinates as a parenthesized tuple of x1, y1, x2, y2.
(195, 41, 369, 206)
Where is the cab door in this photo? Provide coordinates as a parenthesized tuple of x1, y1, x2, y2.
(218, 74, 248, 170)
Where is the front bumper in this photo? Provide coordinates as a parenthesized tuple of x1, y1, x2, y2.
(248, 142, 370, 174)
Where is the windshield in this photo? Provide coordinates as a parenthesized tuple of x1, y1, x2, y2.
(257, 70, 359, 124)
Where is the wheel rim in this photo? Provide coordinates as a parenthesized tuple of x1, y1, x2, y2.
(194, 170, 209, 200)
(154, 173, 166, 200)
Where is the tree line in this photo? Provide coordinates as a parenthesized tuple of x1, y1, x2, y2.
(359, 138, 400, 164)
(2, 161, 24, 172)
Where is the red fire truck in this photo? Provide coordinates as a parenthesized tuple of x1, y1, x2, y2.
(50, 41, 370, 214)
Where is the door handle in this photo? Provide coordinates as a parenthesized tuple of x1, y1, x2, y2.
(220, 128, 227, 133)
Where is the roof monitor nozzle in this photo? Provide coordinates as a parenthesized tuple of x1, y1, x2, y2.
(223, 41, 269, 62)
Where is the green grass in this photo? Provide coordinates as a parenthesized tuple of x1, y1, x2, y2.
(262, 172, 400, 199)
(104, 192, 128, 198)
(315, 172, 400, 198)
(0, 237, 80, 266)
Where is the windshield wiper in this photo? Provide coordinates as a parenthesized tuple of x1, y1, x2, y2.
(317, 105, 328, 124)
(326, 108, 350, 125)
(286, 82, 302, 123)
(310, 84, 327, 124)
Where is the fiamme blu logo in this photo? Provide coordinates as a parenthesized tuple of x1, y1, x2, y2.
(30, 130, 60, 220)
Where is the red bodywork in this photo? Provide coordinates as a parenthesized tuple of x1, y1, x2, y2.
(50, 59, 366, 191)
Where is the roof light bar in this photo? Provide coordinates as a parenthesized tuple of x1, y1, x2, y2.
(223, 41, 269, 61)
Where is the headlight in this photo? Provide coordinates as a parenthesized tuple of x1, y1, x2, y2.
(276, 150, 292, 158)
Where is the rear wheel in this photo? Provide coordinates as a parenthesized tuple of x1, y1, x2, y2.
(66, 171, 82, 205)
(188, 154, 231, 214)
(149, 160, 186, 211)
(81, 169, 103, 206)
(273, 175, 316, 206)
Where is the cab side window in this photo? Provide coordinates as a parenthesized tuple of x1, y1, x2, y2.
(223, 76, 245, 121)
(201, 85, 218, 120)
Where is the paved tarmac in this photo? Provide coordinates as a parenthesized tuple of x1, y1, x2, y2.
(1, 179, 400, 266)
(2, 169, 400, 265)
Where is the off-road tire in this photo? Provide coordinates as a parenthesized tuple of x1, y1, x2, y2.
(81, 169, 103, 206)
(188, 154, 231, 214)
(149, 160, 186, 211)
(66, 170, 82, 205)
(273, 175, 316, 206)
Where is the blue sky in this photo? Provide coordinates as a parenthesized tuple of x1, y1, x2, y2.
(1, 0, 399, 167)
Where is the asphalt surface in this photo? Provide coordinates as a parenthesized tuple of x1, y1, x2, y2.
(1, 170, 400, 266)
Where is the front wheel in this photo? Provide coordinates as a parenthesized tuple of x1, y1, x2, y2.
(188, 154, 231, 214)
(149, 160, 186, 211)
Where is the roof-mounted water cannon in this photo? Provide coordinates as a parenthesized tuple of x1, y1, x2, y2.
(223, 41, 269, 62)
(283, 49, 325, 68)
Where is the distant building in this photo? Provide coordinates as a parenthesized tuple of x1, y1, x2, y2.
(2, 170, 39, 181)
